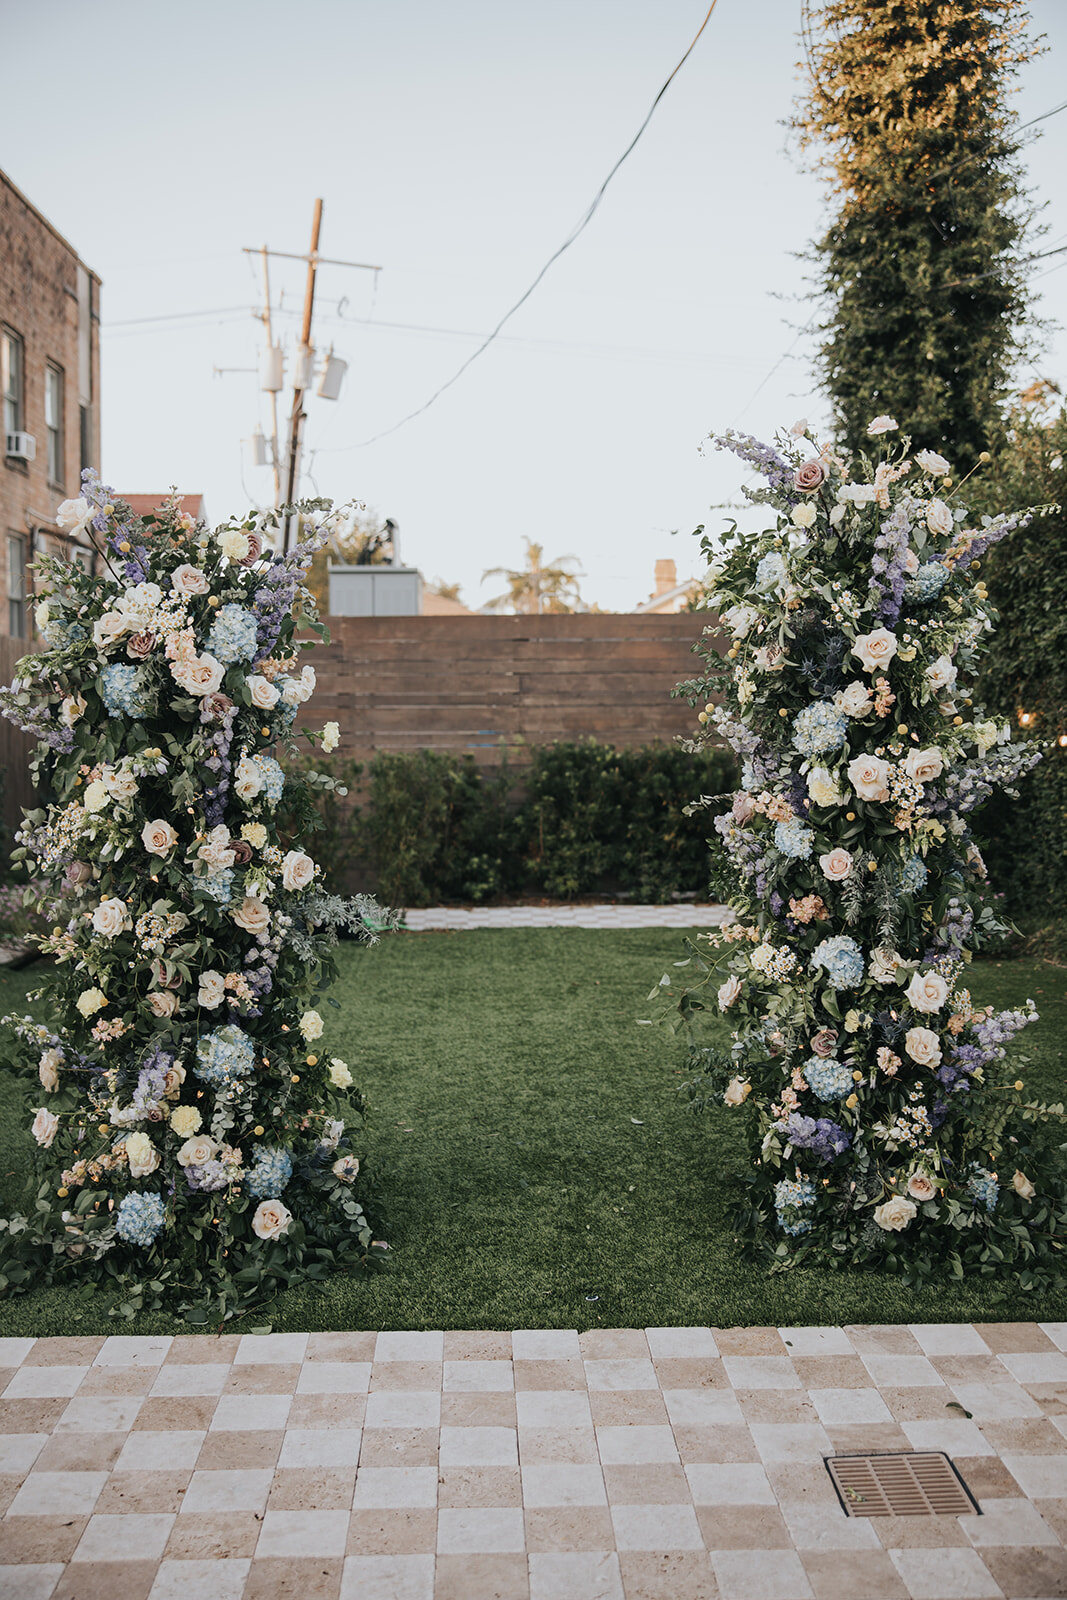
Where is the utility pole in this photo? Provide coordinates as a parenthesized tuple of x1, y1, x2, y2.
(258, 245, 282, 508)
(283, 198, 323, 540)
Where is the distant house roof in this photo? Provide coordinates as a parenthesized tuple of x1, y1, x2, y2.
(422, 589, 473, 616)
(633, 579, 700, 614)
(121, 493, 207, 523)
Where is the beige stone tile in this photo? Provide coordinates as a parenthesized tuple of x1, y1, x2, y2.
(305, 1332, 377, 1363)
(443, 1331, 512, 1360)
(163, 1509, 264, 1559)
(95, 1470, 191, 1514)
(368, 1361, 441, 1392)
(646, 1329, 719, 1362)
(650, 1359, 731, 1391)
(76, 1366, 156, 1396)
(443, 1360, 514, 1394)
(602, 1464, 691, 1504)
(440, 1393, 517, 1428)
(0, 1398, 68, 1433)
(711, 1328, 788, 1357)
(580, 1330, 649, 1360)
(792, 1356, 874, 1390)
(346, 1507, 437, 1554)
(590, 1391, 668, 1427)
(23, 1337, 104, 1366)
(166, 1334, 242, 1364)
(134, 1396, 218, 1432)
(801, 1549, 908, 1600)
(52, 1560, 159, 1600)
(696, 1504, 792, 1550)
(225, 1364, 301, 1395)
(0, 1472, 22, 1516)
(951, 1456, 1020, 1499)
(434, 1552, 530, 1599)
(356, 1428, 439, 1467)
(612, 1501, 702, 1552)
(878, 1385, 959, 1422)
(0, 1515, 87, 1563)
(710, 1548, 814, 1600)
(525, 1505, 617, 1551)
(764, 1462, 841, 1508)
(34, 1433, 124, 1472)
(977, 1322, 1057, 1353)
(373, 1333, 442, 1364)
(196, 1429, 285, 1471)
(928, 1355, 1009, 1386)
(267, 1467, 356, 1510)
(980, 1545, 1067, 1598)
(1036, 1496, 1067, 1541)
(888, 1546, 1001, 1598)
(981, 1417, 1067, 1454)
(517, 1427, 600, 1464)
(736, 1389, 819, 1425)
(286, 1393, 367, 1431)
(618, 1550, 718, 1599)
(824, 1422, 912, 1453)
(512, 1333, 581, 1363)
(872, 1514, 972, 1549)
(672, 1426, 760, 1465)
(513, 1360, 587, 1392)
(439, 1465, 522, 1507)
(845, 1326, 921, 1355)
(1027, 1382, 1067, 1415)
(242, 1555, 344, 1599)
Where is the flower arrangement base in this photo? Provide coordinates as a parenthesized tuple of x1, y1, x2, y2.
(0, 479, 395, 1321)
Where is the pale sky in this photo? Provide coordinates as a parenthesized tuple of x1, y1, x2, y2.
(7, 0, 1067, 611)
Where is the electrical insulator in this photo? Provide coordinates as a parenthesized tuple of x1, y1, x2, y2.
(317, 354, 348, 401)
(250, 426, 268, 467)
(293, 345, 316, 389)
(259, 346, 284, 393)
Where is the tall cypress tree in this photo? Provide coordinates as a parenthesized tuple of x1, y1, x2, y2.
(796, 0, 1040, 460)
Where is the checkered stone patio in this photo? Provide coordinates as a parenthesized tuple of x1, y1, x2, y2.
(0, 1323, 1065, 1599)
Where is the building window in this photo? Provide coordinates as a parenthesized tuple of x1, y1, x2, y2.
(8, 534, 26, 638)
(45, 363, 64, 486)
(2, 328, 24, 437)
(80, 404, 93, 474)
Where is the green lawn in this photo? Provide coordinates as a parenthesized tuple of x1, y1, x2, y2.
(0, 929, 1064, 1335)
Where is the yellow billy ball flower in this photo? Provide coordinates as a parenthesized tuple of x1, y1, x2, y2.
(1014, 1080, 1024, 1092)
(254, 1125, 265, 1136)
(845, 1093, 859, 1109)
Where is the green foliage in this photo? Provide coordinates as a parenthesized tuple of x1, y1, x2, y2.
(797, 0, 1039, 459)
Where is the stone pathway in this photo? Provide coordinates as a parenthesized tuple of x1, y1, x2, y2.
(1, 1323, 1065, 1599)
(402, 904, 730, 931)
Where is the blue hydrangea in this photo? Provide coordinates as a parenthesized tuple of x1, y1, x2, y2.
(774, 819, 814, 860)
(904, 562, 949, 603)
(804, 1056, 854, 1102)
(186, 1161, 230, 1193)
(200, 869, 234, 905)
(194, 1024, 257, 1089)
(773, 1177, 817, 1236)
(791, 701, 849, 758)
(206, 603, 259, 666)
(755, 551, 788, 592)
(116, 1190, 166, 1246)
(250, 754, 285, 804)
(99, 664, 153, 719)
(811, 934, 865, 989)
(966, 1164, 999, 1213)
(245, 1145, 293, 1199)
(897, 856, 928, 894)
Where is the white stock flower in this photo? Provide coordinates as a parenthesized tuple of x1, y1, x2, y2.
(322, 721, 340, 753)
(82, 780, 109, 813)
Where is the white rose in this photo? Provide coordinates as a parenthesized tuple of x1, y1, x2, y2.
(851, 628, 898, 673)
(300, 1009, 324, 1041)
(92, 611, 128, 650)
(904, 748, 944, 784)
(722, 604, 758, 638)
(172, 653, 225, 697)
(906, 1171, 938, 1202)
(298, 665, 316, 699)
(234, 757, 263, 801)
(281, 850, 316, 892)
(142, 819, 178, 856)
(807, 767, 845, 808)
(32, 1108, 60, 1147)
(82, 780, 109, 814)
(867, 415, 899, 435)
(926, 499, 954, 537)
(248, 675, 280, 711)
(124, 1132, 160, 1177)
(56, 496, 94, 537)
(792, 502, 817, 529)
(252, 1199, 292, 1240)
(147, 990, 178, 1018)
(904, 1026, 942, 1068)
(723, 1077, 751, 1107)
(197, 971, 226, 1009)
(328, 1057, 353, 1089)
(847, 753, 890, 803)
(118, 582, 162, 628)
(915, 450, 950, 476)
(177, 1135, 217, 1167)
(819, 848, 853, 882)
(39, 1049, 62, 1093)
(321, 721, 340, 753)
(973, 720, 999, 756)
(60, 694, 87, 728)
(828, 504, 846, 526)
(232, 896, 271, 935)
(219, 528, 251, 562)
(925, 655, 957, 694)
(905, 970, 949, 1014)
(91, 897, 130, 938)
(717, 975, 742, 1011)
(835, 681, 874, 718)
(1012, 1170, 1036, 1201)
(102, 766, 139, 803)
(874, 1195, 917, 1231)
(171, 564, 209, 595)
(837, 484, 877, 506)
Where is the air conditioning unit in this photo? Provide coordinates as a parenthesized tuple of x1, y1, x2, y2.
(5, 432, 36, 461)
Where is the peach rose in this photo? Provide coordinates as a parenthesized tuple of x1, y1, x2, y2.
(248, 675, 281, 711)
(793, 460, 826, 493)
(905, 970, 949, 1015)
(904, 1026, 942, 1068)
(281, 850, 315, 892)
(874, 1195, 917, 1231)
(847, 754, 890, 803)
(252, 1199, 292, 1240)
(819, 848, 853, 882)
(142, 819, 178, 856)
(904, 748, 944, 785)
(232, 896, 270, 935)
(147, 990, 178, 1018)
(171, 563, 209, 595)
(172, 654, 225, 697)
(723, 1077, 752, 1107)
(177, 1135, 217, 1167)
(906, 1171, 937, 1202)
(851, 628, 898, 673)
(717, 975, 742, 1011)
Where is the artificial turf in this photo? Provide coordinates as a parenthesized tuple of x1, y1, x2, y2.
(0, 928, 1064, 1336)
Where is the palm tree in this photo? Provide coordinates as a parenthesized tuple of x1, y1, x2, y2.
(482, 540, 583, 615)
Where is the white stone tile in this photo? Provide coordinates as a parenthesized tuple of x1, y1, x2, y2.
(56, 1395, 143, 1433)
(9, 1471, 108, 1516)
(778, 1327, 855, 1356)
(611, 1501, 702, 1550)
(685, 1463, 776, 1506)
(180, 1469, 274, 1514)
(888, 1547, 1001, 1599)
(950, 1382, 1043, 1420)
(373, 1331, 444, 1362)
(711, 1549, 815, 1600)
(72, 1513, 174, 1562)
(439, 1425, 517, 1467)
(528, 1552, 624, 1600)
(516, 1391, 592, 1429)
(722, 1357, 801, 1390)
(340, 1554, 435, 1600)
(997, 1350, 1067, 1385)
(662, 1388, 744, 1426)
(808, 1388, 892, 1426)
(901, 1418, 995, 1457)
(1000, 1453, 1067, 1498)
(964, 1496, 1058, 1548)
(94, 1336, 172, 1367)
(0, 1433, 48, 1473)
(278, 1427, 363, 1469)
(352, 1466, 439, 1509)
(1039, 1321, 1067, 1351)
(150, 1363, 230, 1397)
(149, 1558, 251, 1600)
(781, 1501, 881, 1551)
(209, 1393, 291, 1431)
(0, 1564, 66, 1600)
(584, 1359, 658, 1391)
(363, 1390, 440, 1430)
(443, 1360, 514, 1392)
(521, 1464, 607, 1507)
(116, 1431, 206, 1471)
(295, 1361, 371, 1394)
(908, 1324, 991, 1357)
(256, 1508, 350, 1558)
(645, 1327, 719, 1360)
(234, 1332, 308, 1365)
(512, 1330, 581, 1362)
(0, 1338, 37, 1367)
(437, 1506, 526, 1554)
(859, 1354, 944, 1387)
(750, 1422, 833, 1463)
(4, 1366, 86, 1398)
(596, 1426, 680, 1465)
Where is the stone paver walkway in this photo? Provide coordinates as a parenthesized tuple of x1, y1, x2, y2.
(403, 904, 729, 931)
(1, 1323, 1065, 1599)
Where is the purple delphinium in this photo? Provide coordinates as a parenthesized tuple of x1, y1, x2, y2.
(954, 511, 1032, 573)
(785, 1113, 851, 1162)
(710, 431, 797, 499)
(870, 497, 914, 623)
(80, 468, 151, 583)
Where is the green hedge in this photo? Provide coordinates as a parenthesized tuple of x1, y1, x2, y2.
(292, 742, 736, 907)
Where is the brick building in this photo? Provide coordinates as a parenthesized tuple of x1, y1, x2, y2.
(1, 167, 101, 637)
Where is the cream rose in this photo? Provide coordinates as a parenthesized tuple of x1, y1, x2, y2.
(248, 675, 281, 711)
(219, 528, 251, 562)
(76, 987, 107, 1018)
(147, 990, 178, 1018)
(197, 971, 226, 1009)
(177, 1135, 217, 1167)
(142, 819, 177, 857)
(926, 499, 954, 537)
(32, 1108, 60, 1147)
(281, 850, 316, 892)
(874, 1195, 917, 1231)
(906, 1171, 937, 1202)
(836, 680, 874, 718)
(232, 896, 270, 935)
(925, 655, 957, 694)
(723, 1077, 752, 1107)
(169, 1105, 202, 1138)
(82, 780, 109, 814)
(92, 611, 128, 650)
(904, 1026, 942, 1068)
(171, 563, 209, 595)
(252, 1199, 292, 1240)
(163, 1064, 187, 1099)
(328, 1057, 353, 1089)
(819, 848, 853, 882)
(91, 897, 131, 938)
(39, 1048, 62, 1093)
(717, 975, 742, 1011)
(916, 449, 951, 476)
(172, 654, 225, 698)
(56, 495, 94, 537)
(867, 415, 899, 435)
(904, 748, 945, 785)
(124, 1132, 160, 1177)
(234, 757, 263, 801)
(1012, 1170, 1036, 1201)
(322, 721, 340, 753)
(851, 628, 898, 673)
(847, 753, 890, 803)
(300, 1010, 324, 1042)
(807, 767, 845, 808)
(905, 970, 949, 1015)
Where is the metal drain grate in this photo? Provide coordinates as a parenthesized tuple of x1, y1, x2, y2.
(826, 1452, 979, 1518)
